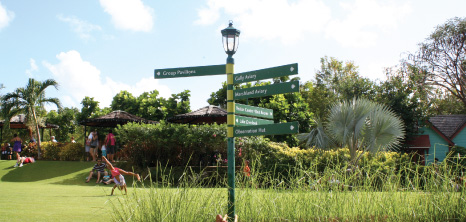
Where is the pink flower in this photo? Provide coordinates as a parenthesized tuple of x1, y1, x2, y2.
(213, 134, 216, 137)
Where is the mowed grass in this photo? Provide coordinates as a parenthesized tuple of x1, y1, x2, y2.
(3, 159, 466, 221)
(0, 160, 138, 222)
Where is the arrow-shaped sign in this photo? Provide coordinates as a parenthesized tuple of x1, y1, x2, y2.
(234, 81, 300, 100)
(234, 122, 299, 137)
(235, 115, 274, 126)
(154, 64, 226, 79)
(233, 63, 298, 84)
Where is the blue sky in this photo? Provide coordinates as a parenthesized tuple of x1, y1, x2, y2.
(0, 0, 465, 111)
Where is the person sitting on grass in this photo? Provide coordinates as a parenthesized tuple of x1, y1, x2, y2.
(102, 156, 140, 195)
(15, 156, 35, 167)
(86, 158, 106, 183)
(100, 171, 114, 185)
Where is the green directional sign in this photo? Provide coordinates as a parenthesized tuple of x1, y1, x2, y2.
(234, 81, 299, 100)
(154, 64, 226, 79)
(234, 122, 299, 137)
(235, 103, 274, 119)
(233, 63, 298, 84)
(235, 115, 274, 126)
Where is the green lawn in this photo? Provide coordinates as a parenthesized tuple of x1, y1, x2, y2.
(0, 160, 137, 222)
(2, 160, 466, 221)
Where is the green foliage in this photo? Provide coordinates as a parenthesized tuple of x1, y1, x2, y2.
(22, 141, 84, 161)
(299, 98, 405, 164)
(115, 122, 227, 168)
(374, 64, 431, 139)
(208, 81, 313, 146)
(41, 141, 61, 160)
(315, 56, 375, 101)
(1, 78, 61, 159)
(445, 145, 466, 175)
(59, 143, 84, 161)
(410, 17, 466, 107)
(77, 96, 100, 123)
(111, 90, 138, 114)
(46, 107, 80, 142)
(109, 89, 191, 121)
(241, 137, 411, 180)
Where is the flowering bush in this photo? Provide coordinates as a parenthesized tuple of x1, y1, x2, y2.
(21, 142, 38, 158)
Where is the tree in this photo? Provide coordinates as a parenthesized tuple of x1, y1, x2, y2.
(136, 90, 166, 121)
(46, 107, 80, 142)
(315, 56, 374, 101)
(1, 78, 61, 159)
(164, 90, 191, 119)
(298, 98, 405, 164)
(77, 96, 100, 123)
(410, 17, 466, 107)
(110, 90, 138, 114)
(374, 63, 432, 139)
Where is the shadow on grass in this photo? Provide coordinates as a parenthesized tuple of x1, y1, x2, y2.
(1, 160, 94, 183)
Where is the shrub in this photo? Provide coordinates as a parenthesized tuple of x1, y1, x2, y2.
(59, 143, 84, 161)
(21, 142, 38, 158)
(115, 122, 227, 168)
(42, 142, 61, 160)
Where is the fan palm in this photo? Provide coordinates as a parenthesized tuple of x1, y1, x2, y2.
(298, 98, 405, 165)
(1, 78, 61, 159)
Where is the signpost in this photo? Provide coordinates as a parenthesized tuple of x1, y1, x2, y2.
(233, 63, 298, 84)
(154, 64, 225, 79)
(235, 103, 273, 119)
(234, 122, 299, 137)
(234, 81, 300, 100)
(235, 115, 274, 126)
(155, 21, 300, 220)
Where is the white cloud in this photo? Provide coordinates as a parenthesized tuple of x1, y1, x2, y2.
(197, 0, 410, 47)
(43, 50, 171, 109)
(325, 0, 411, 47)
(57, 14, 102, 41)
(99, 0, 154, 32)
(0, 2, 15, 30)
(25, 58, 39, 77)
(196, 0, 332, 44)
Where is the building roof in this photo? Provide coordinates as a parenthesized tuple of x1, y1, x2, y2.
(80, 110, 158, 127)
(428, 115, 466, 139)
(406, 135, 431, 149)
(0, 114, 59, 129)
(167, 105, 227, 124)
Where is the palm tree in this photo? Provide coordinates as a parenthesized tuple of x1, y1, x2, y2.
(1, 78, 61, 159)
(298, 98, 405, 165)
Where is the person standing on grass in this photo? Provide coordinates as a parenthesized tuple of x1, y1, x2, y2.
(86, 158, 106, 183)
(102, 156, 140, 195)
(105, 130, 116, 162)
(11, 134, 22, 167)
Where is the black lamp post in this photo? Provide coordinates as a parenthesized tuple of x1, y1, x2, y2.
(221, 21, 241, 63)
(221, 20, 240, 221)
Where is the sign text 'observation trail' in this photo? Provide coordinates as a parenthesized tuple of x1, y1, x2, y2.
(154, 64, 226, 79)
(234, 122, 299, 137)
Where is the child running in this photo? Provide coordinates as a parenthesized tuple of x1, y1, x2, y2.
(102, 156, 140, 195)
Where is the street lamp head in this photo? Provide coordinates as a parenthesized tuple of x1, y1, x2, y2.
(221, 21, 240, 56)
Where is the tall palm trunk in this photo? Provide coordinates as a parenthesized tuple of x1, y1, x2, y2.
(32, 109, 42, 159)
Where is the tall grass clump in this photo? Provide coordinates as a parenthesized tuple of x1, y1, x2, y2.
(111, 150, 466, 221)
